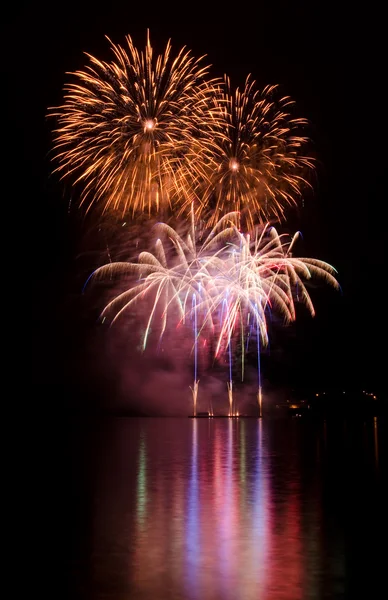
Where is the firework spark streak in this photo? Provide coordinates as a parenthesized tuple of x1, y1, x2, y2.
(49, 32, 222, 217)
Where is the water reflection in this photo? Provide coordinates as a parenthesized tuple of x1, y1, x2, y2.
(131, 419, 315, 600)
(186, 419, 199, 594)
(75, 416, 386, 600)
(136, 432, 147, 527)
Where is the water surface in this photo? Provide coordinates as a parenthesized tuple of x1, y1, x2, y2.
(61, 416, 386, 599)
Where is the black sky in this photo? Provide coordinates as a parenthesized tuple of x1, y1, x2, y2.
(7, 1, 386, 410)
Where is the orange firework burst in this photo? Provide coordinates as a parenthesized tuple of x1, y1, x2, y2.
(187, 76, 314, 229)
(49, 32, 222, 217)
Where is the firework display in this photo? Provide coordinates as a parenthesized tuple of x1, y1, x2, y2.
(50, 32, 338, 415)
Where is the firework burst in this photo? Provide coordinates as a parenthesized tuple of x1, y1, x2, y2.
(188, 76, 314, 228)
(49, 32, 222, 217)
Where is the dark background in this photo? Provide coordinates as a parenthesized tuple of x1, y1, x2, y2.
(6, 0, 385, 412)
(4, 4, 386, 600)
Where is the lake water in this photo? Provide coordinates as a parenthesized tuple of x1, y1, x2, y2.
(53, 415, 386, 599)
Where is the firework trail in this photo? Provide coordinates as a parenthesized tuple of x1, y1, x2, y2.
(49, 32, 222, 218)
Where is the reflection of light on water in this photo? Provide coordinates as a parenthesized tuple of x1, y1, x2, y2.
(239, 420, 246, 489)
(87, 416, 368, 599)
(130, 419, 341, 599)
(136, 432, 147, 527)
(374, 416, 379, 468)
(218, 420, 236, 583)
(125, 419, 351, 598)
(186, 419, 199, 590)
(251, 419, 269, 593)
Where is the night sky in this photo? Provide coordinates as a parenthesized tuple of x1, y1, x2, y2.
(8, 1, 385, 412)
